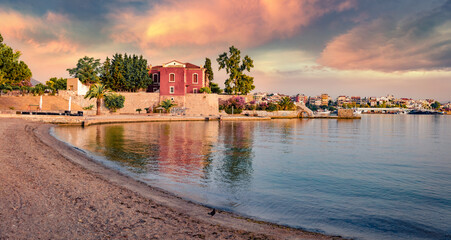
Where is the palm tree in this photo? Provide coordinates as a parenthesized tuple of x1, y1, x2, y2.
(278, 96, 295, 110)
(85, 84, 109, 115)
(160, 99, 176, 113)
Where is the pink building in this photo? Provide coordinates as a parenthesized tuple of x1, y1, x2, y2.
(147, 60, 208, 96)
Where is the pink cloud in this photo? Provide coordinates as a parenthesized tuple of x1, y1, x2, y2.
(0, 9, 79, 54)
(108, 0, 356, 49)
(318, 2, 451, 72)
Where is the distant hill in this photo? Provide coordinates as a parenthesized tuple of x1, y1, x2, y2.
(30, 78, 42, 86)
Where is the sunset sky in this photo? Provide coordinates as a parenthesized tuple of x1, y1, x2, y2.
(1, 0, 450, 100)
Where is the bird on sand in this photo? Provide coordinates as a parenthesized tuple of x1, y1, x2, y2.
(208, 208, 216, 216)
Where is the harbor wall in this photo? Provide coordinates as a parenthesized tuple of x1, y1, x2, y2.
(59, 91, 218, 116)
(242, 110, 298, 118)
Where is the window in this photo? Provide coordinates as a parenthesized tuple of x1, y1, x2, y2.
(153, 88, 158, 92)
(170, 86, 175, 94)
(193, 88, 198, 93)
(169, 73, 175, 82)
(193, 73, 198, 84)
(153, 73, 159, 83)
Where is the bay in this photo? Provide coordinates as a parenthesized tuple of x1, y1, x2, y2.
(53, 115, 451, 240)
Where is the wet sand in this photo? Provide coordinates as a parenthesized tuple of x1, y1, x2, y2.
(0, 118, 343, 239)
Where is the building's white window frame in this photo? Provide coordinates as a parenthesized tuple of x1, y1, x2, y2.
(193, 73, 198, 84)
(153, 87, 158, 92)
(153, 73, 159, 83)
(193, 88, 198, 93)
(169, 86, 175, 94)
(169, 73, 175, 82)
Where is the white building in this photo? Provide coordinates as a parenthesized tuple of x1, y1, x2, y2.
(66, 78, 89, 96)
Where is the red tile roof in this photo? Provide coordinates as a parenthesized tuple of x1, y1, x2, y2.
(185, 63, 200, 68)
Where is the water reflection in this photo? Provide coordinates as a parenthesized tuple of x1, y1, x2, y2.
(216, 122, 255, 190)
(55, 122, 256, 189)
(53, 116, 451, 240)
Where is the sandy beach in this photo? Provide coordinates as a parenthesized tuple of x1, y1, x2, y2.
(0, 118, 342, 239)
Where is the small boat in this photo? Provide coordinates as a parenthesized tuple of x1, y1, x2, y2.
(315, 110, 331, 116)
(408, 110, 443, 115)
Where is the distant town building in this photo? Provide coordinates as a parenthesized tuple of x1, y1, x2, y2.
(351, 96, 361, 105)
(147, 60, 208, 96)
(321, 94, 330, 106)
(295, 94, 308, 104)
(66, 78, 89, 96)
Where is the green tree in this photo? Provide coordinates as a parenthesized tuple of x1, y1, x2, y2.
(0, 33, 32, 86)
(204, 57, 222, 94)
(67, 56, 101, 85)
(431, 101, 441, 109)
(31, 83, 47, 96)
(160, 99, 176, 112)
(46, 77, 67, 94)
(100, 57, 113, 88)
(205, 58, 214, 82)
(103, 53, 152, 92)
(217, 46, 254, 95)
(210, 82, 222, 94)
(110, 53, 126, 91)
(199, 87, 211, 93)
(84, 84, 110, 115)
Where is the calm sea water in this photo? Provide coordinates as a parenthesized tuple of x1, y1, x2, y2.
(53, 115, 451, 240)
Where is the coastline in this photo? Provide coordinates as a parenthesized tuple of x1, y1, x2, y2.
(0, 118, 343, 239)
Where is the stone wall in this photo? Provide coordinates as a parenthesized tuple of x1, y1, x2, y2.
(60, 91, 217, 116)
(185, 94, 218, 116)
(160, 94, 219, 116)
(59, 90, 97, 109)
(241, 110, 298, 118)
(338, 109, 354, 118)
(117, 92, 160, 114)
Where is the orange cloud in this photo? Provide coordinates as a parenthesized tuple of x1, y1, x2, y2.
(0, 9, 102, 82)
(0, 9, 79, 54)
(318, 1, 451, 72)
(109, 0, 356, 49)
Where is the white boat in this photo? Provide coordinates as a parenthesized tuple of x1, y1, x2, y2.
(315, 110, 331, 116)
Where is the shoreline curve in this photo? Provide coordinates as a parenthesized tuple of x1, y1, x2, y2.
(0, 118, 345, 239)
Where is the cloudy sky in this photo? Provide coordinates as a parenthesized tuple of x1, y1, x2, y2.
(1, 0, 450, 100)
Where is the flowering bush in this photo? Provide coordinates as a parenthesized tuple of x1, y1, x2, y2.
(221, 96, 246, 114)
(257, 102, 268, 110)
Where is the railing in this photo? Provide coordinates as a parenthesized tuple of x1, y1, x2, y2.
(170, 107, 188, 115)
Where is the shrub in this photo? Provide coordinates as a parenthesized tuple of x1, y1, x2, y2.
(199, 87, 211, 94)
(267, 103, 279, 112)
(160, 99, 176, 112)
(257, 102, 268, 110)
(83, 104, 94, 110)
(246, 103, 256, 110)
(104, 93, 125, 112)
(223, 96, 245, 114)
(136, 108, 142, 114)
